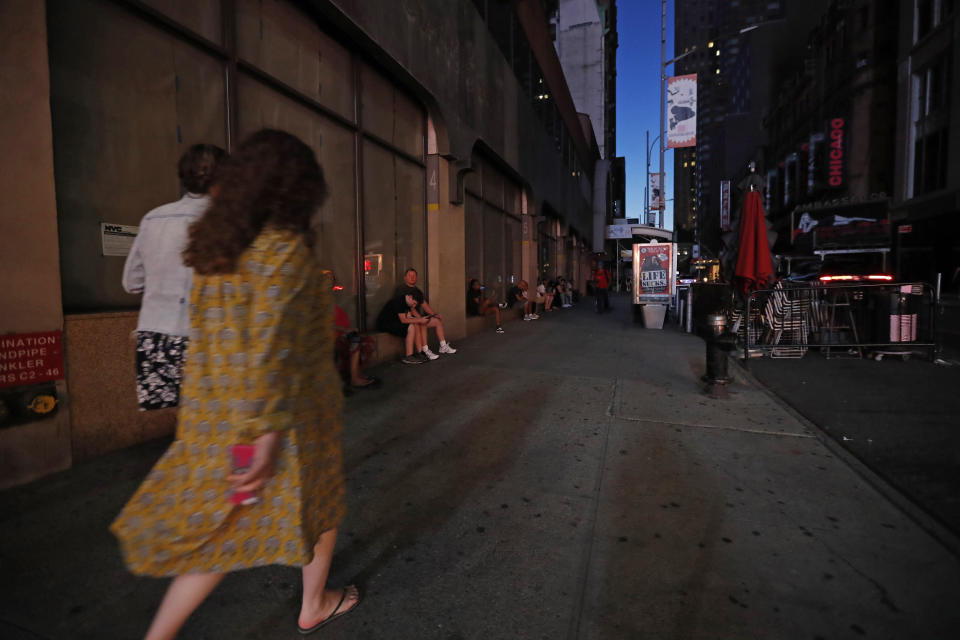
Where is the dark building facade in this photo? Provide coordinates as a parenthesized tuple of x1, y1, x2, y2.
(599, 0, 618, 161)
(672, 0, 828, 256)
(0, 0, 608, 487)
(761, 0, 900, 259)
(891, 0, 960, 290)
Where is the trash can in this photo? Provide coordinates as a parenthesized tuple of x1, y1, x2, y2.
(641, 304, 667, 329)
(888, 292, 917, 342)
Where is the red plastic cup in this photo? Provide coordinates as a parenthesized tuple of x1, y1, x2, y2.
(229, 444, 260, 506)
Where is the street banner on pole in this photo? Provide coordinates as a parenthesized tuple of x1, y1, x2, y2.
(667, 74, 697, 148)
(720, 180, 731, 231)
(649, 173, 664, 210)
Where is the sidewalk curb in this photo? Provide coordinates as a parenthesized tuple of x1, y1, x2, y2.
(732, 356, 960, 559)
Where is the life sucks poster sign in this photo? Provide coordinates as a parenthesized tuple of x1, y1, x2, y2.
(633, 243, 676, 303)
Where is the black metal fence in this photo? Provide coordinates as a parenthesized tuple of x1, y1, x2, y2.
(737, 282, 937, 362)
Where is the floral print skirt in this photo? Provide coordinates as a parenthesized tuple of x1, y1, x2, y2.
(135, 331, 187, 411)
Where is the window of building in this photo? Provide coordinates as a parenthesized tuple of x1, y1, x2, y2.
(237, 74, 359, 321)
(465, 156, 523, 303)
(48, 0, 425, 331)
(487, 0, 513, 63)
(909, 53, 951, 197)
(917, 0, 935, 39)
(858, 6, 870, 32)
(915, 0, 953, 41)
(48, 0, 228, 312)
(537, 219, 557, 281)
(512, 19, 532, 98)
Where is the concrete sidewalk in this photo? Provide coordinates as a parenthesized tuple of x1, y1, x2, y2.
(2, 295, 958, 639)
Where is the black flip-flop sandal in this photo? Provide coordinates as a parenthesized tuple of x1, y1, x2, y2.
(351, 377, 382, 390)
(297, 587, 362, 635)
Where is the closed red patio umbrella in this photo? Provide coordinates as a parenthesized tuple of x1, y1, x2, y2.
(734, 190, 773, 293)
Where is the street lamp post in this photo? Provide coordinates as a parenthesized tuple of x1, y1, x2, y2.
(658, 0, 666, 230)
(644, 130, 660, 227)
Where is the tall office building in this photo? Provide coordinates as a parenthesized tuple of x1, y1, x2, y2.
(672, 0, 827, 253)
(549, 0, 618, 160)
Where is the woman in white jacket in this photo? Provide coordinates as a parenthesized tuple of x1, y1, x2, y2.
(122, 144, 225, 410)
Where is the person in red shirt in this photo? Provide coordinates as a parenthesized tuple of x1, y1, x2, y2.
(594, 264, 611, 313)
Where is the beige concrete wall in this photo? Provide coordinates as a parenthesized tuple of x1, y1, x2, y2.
(0, 1, 63, 333)
(0, 1, 71, 489)
(64, 313, 176, 461)
(428, 157, 467, 341)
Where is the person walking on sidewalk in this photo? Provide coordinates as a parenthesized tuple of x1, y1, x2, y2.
(395, 268, 456, 359)
(122, 143, 225, 411)
(111, 130, 360, 640)
(467, 278, 504, 333)
(594, 263, 611, 313)
(558, 276, 574, 307)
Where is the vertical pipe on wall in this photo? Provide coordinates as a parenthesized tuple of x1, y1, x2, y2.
(353, 54, 366, 330)
(221, 0, 238, 151)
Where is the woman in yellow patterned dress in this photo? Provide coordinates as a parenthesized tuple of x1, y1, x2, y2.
(111, 129, 359, 639)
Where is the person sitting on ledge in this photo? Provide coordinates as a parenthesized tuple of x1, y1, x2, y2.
(395, 268, 456, 359)
(466, 278, 504, 334)
(334, 302, 380, 393)
(505, 280, 538, 321)
(376, 291, 432, 365)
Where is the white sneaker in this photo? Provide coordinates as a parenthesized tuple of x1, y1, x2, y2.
(496, 326, 504, 334)
(523, 314, 533, 321)
(529, 313, 540, 320)
(439, 342, 457, 354)
(422, 347, 439, 360)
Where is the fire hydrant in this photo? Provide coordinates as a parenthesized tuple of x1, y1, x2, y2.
(703, 312, 737, 396)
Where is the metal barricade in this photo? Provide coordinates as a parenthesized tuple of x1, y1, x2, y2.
(742, 282, 937, 363)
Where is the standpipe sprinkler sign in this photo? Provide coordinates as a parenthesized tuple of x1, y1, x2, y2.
(0, 331, 65, 389)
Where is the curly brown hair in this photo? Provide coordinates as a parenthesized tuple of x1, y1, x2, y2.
(183, 129, 327, 275)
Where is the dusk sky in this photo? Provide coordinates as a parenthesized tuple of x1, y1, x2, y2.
(616, 0, 676, 230)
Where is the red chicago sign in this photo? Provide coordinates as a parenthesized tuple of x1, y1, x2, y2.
(0, 331, 65, 389)
(828, 118, 844, 187)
